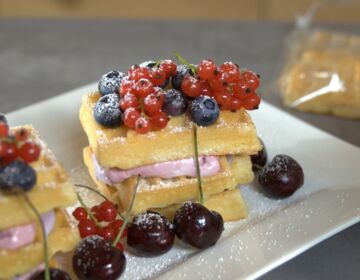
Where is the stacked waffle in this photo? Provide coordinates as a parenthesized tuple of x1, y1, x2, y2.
(80, 92, 261, 221)
(279, 30, 360, 119)
(0, 125, 79, 280)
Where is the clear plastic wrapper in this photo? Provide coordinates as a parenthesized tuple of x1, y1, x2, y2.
(278, 3, 360, 119)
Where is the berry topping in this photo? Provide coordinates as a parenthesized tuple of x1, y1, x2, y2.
(94, 93, 122, 128)
(0, 113, 8, 125)
(18, 142, 41, 163)
(14, 128, 29, 142)
(0, 122, 9, 138)
(220, 61, 240, 83)
(98, 70, 125, 96)
(29, 268, 72, 280)
(0, 142, 18, 166)
(241, 70, 260, 91)
(173, 202, 224, 249)
(97, 200, 117, 222)
(72, 235, 126, 280)
(160, 59, 177, 77)
(129, 67, 151, 82)
(172, 64, 195, 90)
(198, 59, 217, 81)
(258, 154, 304, 198)
(72, 206, 88, 221)
(251, 138, 267, 172)
(119, 92, 139, 111)
(150, 111, 169, 130)
(78, 219, 97, 238)
(134, 117, 151, 134)
(162, 89, 188, 116)
(133, 78, 154, 98)
(0, 159, 36, 192)
(123, 108, 141, 129)
(181, 75, 201, 98)
(144, 93, 163, 115)
(189, 95, 219, 126)
(119, 77, 135, 97)
(127, 211, 175, 256)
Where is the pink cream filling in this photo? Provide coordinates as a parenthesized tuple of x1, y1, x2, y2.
(93, 154, 221, 185)
(0, 210, 56, 250)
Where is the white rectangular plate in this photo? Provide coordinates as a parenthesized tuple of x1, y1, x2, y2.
(7, 83, 360, 280)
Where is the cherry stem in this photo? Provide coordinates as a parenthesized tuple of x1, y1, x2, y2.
(22, 193, 50, 280)
(74, 184, 126, 220)
(153, 60, 162, 68)
(192, 125, 204, 205)
(76, 192, 100, 226)
(174, 52, 197, 74)
(112, 175, 140, 247)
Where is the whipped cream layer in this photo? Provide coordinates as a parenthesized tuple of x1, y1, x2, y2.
(0, 211, 55, 250)
(93, 154, 221, 185)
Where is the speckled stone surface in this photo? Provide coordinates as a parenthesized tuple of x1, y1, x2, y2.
(0, 19, 359, 279)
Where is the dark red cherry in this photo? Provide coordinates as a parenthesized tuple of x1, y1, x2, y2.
(127, 211, 175, 257)
(29, 268, 71, 280)
(173, 202, 224, 249)
(251, 138, 267, 172)
(72, 235, 126, 280)
(258, 154, 304, 198)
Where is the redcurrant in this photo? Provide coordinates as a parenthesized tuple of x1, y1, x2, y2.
(150, 111, 169, 130)
(120, 93, 138, 111)
(72, 207, 88, 221)
(123, 108, 141, 129)
(18, 142, 41, 163)
(181, 75, 201, 97)
(198, 59, 217, 80)
(135, 117, 151, 134)
(78, 219, 97, 238)
(133, 79, 154, 98)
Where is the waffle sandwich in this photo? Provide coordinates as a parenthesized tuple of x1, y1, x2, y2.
(279, 30, 360, 119)
(80, 59, 262, 222)
(0, 125, 79, 280)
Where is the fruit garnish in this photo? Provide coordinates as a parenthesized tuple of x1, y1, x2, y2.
(93, 93, 122, 128)
(162, 89, 188, 116)
(189, 96, 220, 126)
(98, 70, 125, 96)
(173, 125, 224, 249)
(258, 154, 304, 198)
(127, 211, 175, 256)
(250, 138, 268, 172)
(0, 160, 37, 192)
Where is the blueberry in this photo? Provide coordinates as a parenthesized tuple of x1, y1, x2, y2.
(98, 70, 126, 96)
(189, 96, 219, 126)
(94, 93, 122, 128)
(172, 64, 196, 90)
(0, 113, 7, 125)
(0, 160, 36, 192)
(163, 89, 188, 116)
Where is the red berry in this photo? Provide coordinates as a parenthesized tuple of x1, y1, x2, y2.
(150, 111, 169, 130)
(208, 72, 228, 92)
(120, 93, 139, 111)
(18, 142, 41, 163)
(241, 70, 260, 91)
(78, 219, 97, 238)
(72, 207, 88, 221)
(111, 219, 124, 233)
(160, 60, 177, 77)
(14, 128, 29, 142)
(98, 226, 115, 241)
(244, 93, 261, 110)
(127, 64, 140, 76)
(123, 108, 141, 129)
(144, 93, 163, 115)
(135, 117, 151, 134)
(181, 75, 201, 97)
(198, 59, 217, 81)
(199, 80, 212, 96)
(229, 96, 243, 111)
(150, 68, 167, 87)
(0, 122, 9, 138)
(115, 242, 124, 251)
(220, 62, 240, 83)
(130, 67, 151, 82)
(213, 91, 232, 109)
(0, 142, 18, 166)
(98, 201, 117, 222)
(119, 78, 135, 97)
(91, 205, 101, 222)
(133, 79, 154, 98)
(232, 82, 248, 97)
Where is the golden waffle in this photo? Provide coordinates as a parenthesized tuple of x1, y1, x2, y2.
(0, 125, 77, 231)
(83, 146, 253, 215)
(152, 188, 248, 222)
(279, 30, 360, 119)
(80, 92, 261, 169)
(0, 210, 79, 280)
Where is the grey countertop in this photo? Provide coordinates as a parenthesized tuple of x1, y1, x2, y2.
(0, 19, 359, 279)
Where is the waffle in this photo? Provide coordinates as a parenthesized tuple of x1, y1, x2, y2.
(279, 30, 360, 119)
(80, 92, 262, 169)
(0, 125, 77, 231)
(0, 210, 79, 280)
(0, 125, 79, 279)
(152, 188, 248, 222)
(83, 146, 253, 215)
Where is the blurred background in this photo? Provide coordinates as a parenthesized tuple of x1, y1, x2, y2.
(0, 0, 359, 22)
